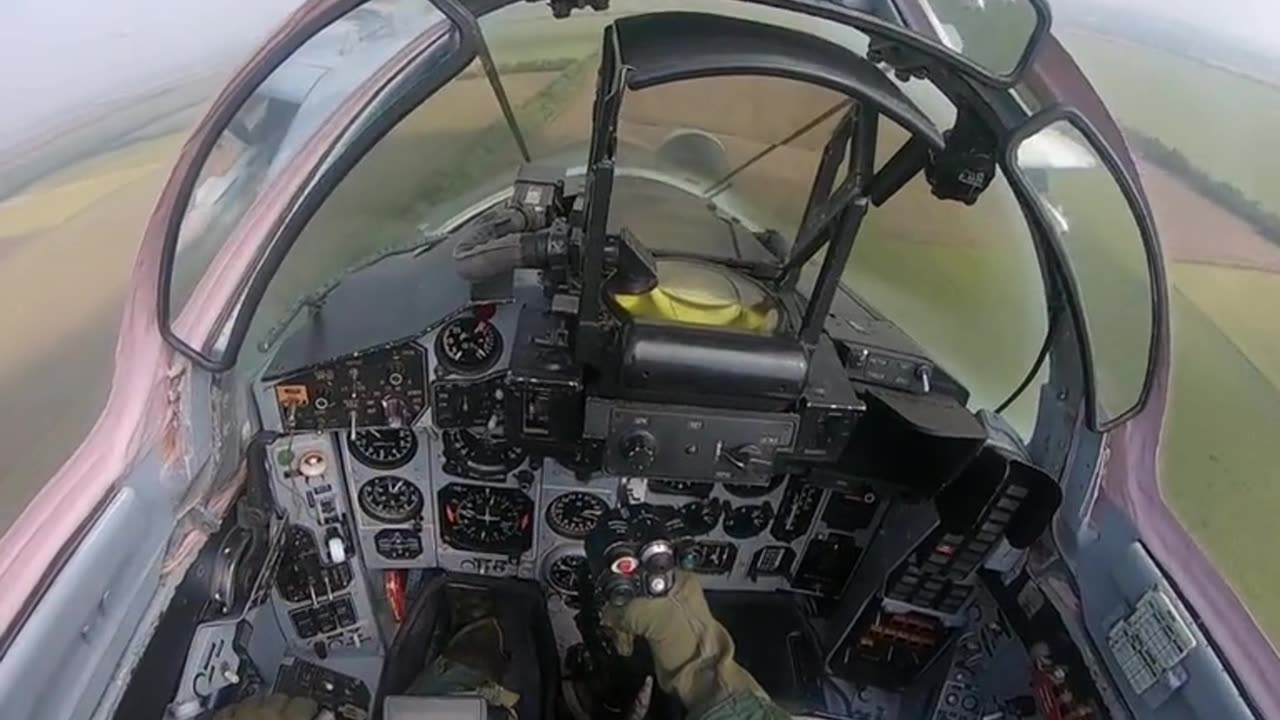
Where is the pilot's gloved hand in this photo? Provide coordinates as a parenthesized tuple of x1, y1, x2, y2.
(212, 693, 322, 720)
(601, 572, 789, 720)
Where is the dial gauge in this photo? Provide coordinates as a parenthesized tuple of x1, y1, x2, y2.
(680, 499, 723, 536)
(442, 429, 527, 480)
(435, 316, 503, 373)
(358, 476, 424, 523)
(723, 502, 775, 539)
(546, 553, 588, 604)
(349, 428, 418, 469)
(546, 492, 610, 539)
(439, 485, 534, 554)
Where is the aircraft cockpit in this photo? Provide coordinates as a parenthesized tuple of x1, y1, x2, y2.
(76, 1, 1187, 720)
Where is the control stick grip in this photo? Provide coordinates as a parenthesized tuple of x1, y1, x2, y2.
(585, 505, 679, 606)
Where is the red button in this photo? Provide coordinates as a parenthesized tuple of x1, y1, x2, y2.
(612, 556, 639, 575)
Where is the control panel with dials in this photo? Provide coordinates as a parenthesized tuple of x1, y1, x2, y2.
(268, 343, 428, 432)
(585, 399, 800, 484)
(257, 297, 891, 674)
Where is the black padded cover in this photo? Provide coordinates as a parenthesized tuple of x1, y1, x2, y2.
(614, 12, 944, 150)
(619, 321, 809, 409)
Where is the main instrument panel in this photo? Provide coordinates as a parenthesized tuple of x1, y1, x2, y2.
(255, 300, 888, 650)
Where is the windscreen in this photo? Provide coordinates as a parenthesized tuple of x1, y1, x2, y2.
(249, 0, 1048, 434)
(609, 77, 851, 264)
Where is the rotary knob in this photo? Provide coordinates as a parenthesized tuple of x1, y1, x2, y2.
(618, 430, 657, 473)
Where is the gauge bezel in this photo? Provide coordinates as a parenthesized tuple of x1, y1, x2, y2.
(441, 428, 527, 480)
(348, 428, 419, 470)
(357, 475, 425, 524)
(540, 544, 588, 606)
(438, 484, 534, 554)
(434, 315, 504, 374)
(545, 491, 610, 540)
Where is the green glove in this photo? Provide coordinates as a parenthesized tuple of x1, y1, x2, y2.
(211, 693, 320, 720)
(600, 572, 785, 719)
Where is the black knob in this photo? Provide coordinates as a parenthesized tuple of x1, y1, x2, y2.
(618, 430, 657, 473)
(722, 443, 770, 477)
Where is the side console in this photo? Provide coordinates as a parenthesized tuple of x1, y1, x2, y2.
(266, 435, 384, 659)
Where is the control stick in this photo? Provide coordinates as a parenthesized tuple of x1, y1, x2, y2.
(584, 504, 680, 606)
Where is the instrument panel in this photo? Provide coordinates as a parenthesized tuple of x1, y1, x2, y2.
(269, 343, 429, 432)
(259, 301, 885, 635)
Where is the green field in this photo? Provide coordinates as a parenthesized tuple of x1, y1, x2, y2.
(1059, 28, 1280, 640)
(1060, 30, 1280, 215)
(1160, 263, 1280, 640)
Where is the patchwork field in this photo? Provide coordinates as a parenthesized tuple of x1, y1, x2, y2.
(1060, 29, 1280, 215)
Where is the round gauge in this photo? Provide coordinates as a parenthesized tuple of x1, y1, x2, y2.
(680, 499, 723, 535)
(546, 492, 610, 539)
(546, 553, 588, 605)
(442, 429, 527, 480)
(358, 476, 424, 524)
(724, 475, 784, 499)
(349, 428, 418, 469)
(723, 502, 775, 539)
(441, 485, 533, 553)
(435, 316, 503, 373)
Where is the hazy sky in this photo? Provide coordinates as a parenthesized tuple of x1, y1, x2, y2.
(0, 0, 1276, 151)
(0, 0, 301, 149)
(1058, 0, 1280, 53)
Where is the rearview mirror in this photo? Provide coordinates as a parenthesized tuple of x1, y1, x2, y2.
(1008, 109, 1164, 430)
(919, 0, 1050, 83)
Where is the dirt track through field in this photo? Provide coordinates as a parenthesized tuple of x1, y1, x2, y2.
(1138, 161, 1280, 273)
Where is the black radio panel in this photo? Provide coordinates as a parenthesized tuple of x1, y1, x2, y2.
(505, 309, 584, 448)
(584, 398, 798, 483)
